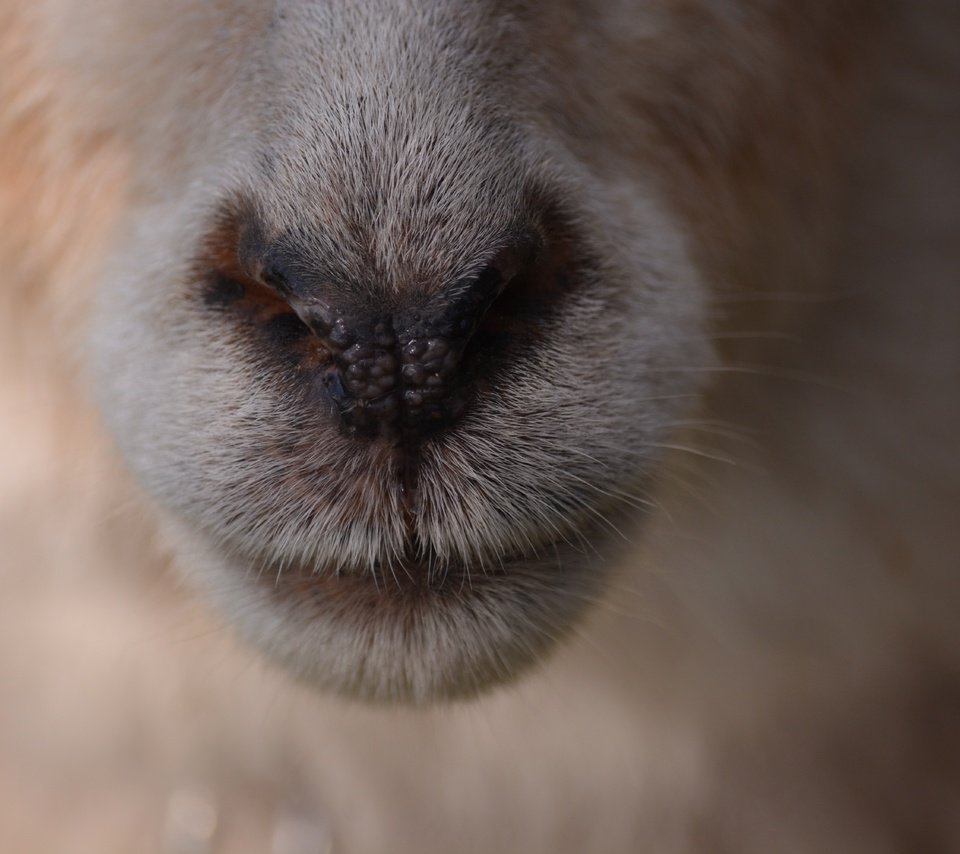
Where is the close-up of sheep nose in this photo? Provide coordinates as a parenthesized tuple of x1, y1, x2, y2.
(282, 237, 540, 441)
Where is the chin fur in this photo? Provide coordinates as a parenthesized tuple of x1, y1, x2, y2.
(169, 518, 626, 703)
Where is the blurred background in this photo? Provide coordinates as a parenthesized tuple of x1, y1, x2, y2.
(1, 1, 958, 852)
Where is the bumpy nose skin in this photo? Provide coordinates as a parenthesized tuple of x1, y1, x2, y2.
(291, 259, 516, 441)
(395, 263, 508, 435)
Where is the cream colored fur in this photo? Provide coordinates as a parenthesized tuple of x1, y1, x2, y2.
(1, 0, 959, 851)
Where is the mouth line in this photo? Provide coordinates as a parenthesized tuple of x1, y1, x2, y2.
(232, 486, 645, 605)
(258, 550, 528, 599)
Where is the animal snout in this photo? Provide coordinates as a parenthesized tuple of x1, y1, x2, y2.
(281, 238, 539, 441)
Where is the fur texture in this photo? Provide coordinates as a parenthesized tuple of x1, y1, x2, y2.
(1, 0, 959, 850)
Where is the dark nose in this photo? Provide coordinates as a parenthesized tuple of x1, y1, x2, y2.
(287, 239, 538, 440)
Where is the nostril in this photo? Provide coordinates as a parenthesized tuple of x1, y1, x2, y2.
(446, 234, 542, 328)
(201, 205, 575, 442)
